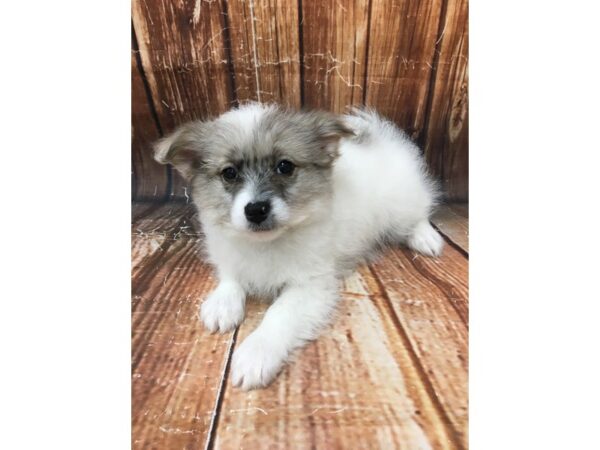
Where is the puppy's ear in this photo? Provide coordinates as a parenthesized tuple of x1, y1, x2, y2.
(153, 122, 206, 181)
(311, 111, 354, 161)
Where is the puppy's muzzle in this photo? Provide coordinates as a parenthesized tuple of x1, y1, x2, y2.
(244, 201, 271, 224)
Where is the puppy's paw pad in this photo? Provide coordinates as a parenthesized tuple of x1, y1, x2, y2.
(408, 221, 444, 257)
(200, 285, 245, 333)
(231, 333, 286, 390)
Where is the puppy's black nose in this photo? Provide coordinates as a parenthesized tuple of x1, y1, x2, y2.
(244, 201, 271, 224)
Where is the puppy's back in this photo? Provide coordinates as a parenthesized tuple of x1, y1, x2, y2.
(332, 109, 439, 266)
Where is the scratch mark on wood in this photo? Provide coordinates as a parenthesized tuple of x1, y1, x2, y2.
(229, 407, 269, 415)
(192, 0, 202, 26)
(248, 0, 262, 102)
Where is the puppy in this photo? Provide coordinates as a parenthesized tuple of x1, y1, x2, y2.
(154, 103, 443, 390)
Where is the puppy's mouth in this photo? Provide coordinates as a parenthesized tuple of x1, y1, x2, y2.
(246, 220, 278, 233)
(236, 217, 289, 241)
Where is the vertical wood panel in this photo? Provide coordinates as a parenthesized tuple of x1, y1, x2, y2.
(364, 0, 443, 140)
(423, 0, 468, 201)
(130, 0, 468, 202)
(301, 0, 370, 112)
(226, 0, 302, 108)
(132, 0, 235, 199)
(132, 33, 168, 201)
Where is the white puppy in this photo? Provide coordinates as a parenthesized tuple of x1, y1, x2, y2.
(154, 103, 443, 390)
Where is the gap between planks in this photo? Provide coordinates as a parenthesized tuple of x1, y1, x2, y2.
(203, 211, 468, 449)
(203, 328, 238, 450)
(366, 264, 465, 449)
(431, 203, 469, 257)
(132, 203, 468, 449)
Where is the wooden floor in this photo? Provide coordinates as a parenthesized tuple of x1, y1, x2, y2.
(132, 203, 468, 450)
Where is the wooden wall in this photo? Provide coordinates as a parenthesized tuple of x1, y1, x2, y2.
(132, 0, 468, 202)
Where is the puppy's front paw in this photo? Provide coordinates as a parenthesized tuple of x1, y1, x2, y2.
(231, 332, 287, 390)
(408, 221, 444, 257)
(200, 283, 245, 333)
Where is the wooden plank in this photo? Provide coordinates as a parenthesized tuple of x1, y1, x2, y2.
(132, 204, 168, 271)
(131, 202, 469, 447)
(132, 231, 168, 272)
(212, 270, 459, 449)
(301, 0, 370, 112)
(422, 0, 468, 201)
(132, 34, 168, 201)
(132, 202, 162, 223)
(132, 203, 201, 238)
(131, 203, 202, 278)
(226, 0, 301, 108)
(132, 0, 235, 200)
(450, 203, 468, 219)
(431, 205, 469, 253)
(368, 245, 468, 448)
(132, 208, 232, 449)
(364, 0, 443, 140)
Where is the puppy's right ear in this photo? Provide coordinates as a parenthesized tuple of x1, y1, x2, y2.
(153, 122, 206, 181)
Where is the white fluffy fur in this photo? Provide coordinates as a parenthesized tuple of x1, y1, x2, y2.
(199, 104, 443, 390)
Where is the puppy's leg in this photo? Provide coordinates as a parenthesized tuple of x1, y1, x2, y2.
(200, 278, 246, 333)
(231, 278, 338, 390)
(407, 220, 444, 257)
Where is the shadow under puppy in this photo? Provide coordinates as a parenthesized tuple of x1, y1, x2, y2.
(154, 103, 443, 390)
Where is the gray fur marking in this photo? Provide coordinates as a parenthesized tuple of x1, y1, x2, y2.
(154, 105, 353, 227)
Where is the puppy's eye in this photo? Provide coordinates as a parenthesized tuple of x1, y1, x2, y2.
(276, 160, 295, 175)
(221, 167, 238, 181)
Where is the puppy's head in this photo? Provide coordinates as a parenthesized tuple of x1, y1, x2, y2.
(154, 103, 353, 240)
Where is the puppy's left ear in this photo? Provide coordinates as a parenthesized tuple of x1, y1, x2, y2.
(153, 121, 206, 181)
(312, 112, 354, 161)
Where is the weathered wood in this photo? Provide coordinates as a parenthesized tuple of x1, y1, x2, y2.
(132, 233, 231, 449)
(131, 0, 469, 202)
(132, 0, 236, 200)
(226, 0, 302, 107)
(212, 270, 459, 449)
(450, 203, 468, 219)
(364, 0, 443, 140)
(368, 245, 468, 448)
(132, 202, 162, 223)
(132, 33, 168, 201)
(131, 202, 469, 449)
(432, 204, 469, 253)
(132, 202, 231, 449)
(132, 202, 201, 238)
(301, 0, 369, 112)
(423, 0, 468, 201)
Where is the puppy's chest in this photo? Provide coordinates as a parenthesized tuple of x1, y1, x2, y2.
(208, 235, 332, 292)
(231, 244, 310, 289)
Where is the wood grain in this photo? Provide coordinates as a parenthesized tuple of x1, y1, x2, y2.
(132, 202, 200, 238)
(369, 245, 468, 448)
(301, 0, 370, 112)
(432, 204, 469, 253)
(132, 206, 230, 449)
(364, 0, 443, 140)
(422, 0, 468, 201)
(212, 270, 458, 449)
(226, 0, 302, 108)
(132, 202, 469, 449)
(131, 0, 469, 202)
(132, 202, 162, 223)
(132, 33, 168, 201)
(132, 0, 236, 200)
(450, 203, 468, 219)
